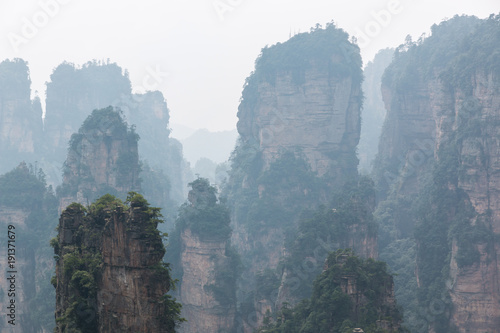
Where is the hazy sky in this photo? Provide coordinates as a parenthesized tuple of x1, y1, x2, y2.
(0, 0, 498, 134)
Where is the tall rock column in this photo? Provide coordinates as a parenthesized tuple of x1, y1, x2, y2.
(53, 193, 181, 332)
(0, 59, 43, 174)
(225, 24, 367, 331)
(58, 106, 140, 210)
(173, 178, 239, 333)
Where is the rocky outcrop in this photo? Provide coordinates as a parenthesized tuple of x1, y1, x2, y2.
(0, 59, 43, 174)
(58, 107, 140, 210)
(172, 178, 238, 333)
(445, 71, 500, 332)
(374, 15, 500, 332)
(54, 194, 178, 332)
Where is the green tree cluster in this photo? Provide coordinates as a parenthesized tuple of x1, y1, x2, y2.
(259, 250, 402, 333)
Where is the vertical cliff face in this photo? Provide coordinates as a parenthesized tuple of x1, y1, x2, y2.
(374, 15, 500, 332)
(171, 178, 238, 333)
(0, 163, 58, 332)
(236, 27, 362, 180)
(0, 59, 43, 174)
(179, 229, 237, 333)
(446, 72, 500, 332)
(58, 107, 140, 210)
(54, 193, 180, 333)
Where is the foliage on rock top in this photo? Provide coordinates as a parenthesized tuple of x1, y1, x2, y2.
(54, 192, 182, 332)
(383, 14, 500, 92)
(0, 58, 31, 97)
(239, 22, 362, 112)
(176, 177, 231, 241)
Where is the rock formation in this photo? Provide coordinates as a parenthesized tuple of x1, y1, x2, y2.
(44, 61, 189, 206)
(0, 59, 43, 174)
(171, 178, 238, 333)
(0, 163, 58, 332)
(58, 106, 140, 210)
(53, 193, 181, 332)
(374, 14, 500, 332)
(236, 26, 362, 180)
(225, 23, 377, 331)
(43, 61, 131, 164)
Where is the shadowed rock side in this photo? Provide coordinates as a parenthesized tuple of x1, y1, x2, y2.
(374, 14, 500, 332)
(58, 107, 140, 211)
(0, 59, 43, 174)
(170, 178, 239, 333)
(53, 193, 181, 333)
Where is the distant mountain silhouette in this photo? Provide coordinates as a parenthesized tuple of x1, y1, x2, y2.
(179, 128, 238, 165)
